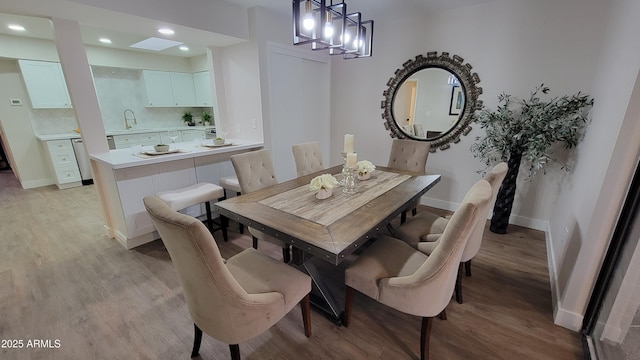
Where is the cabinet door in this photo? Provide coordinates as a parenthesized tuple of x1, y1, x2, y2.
(180, 130, 204, 142)
(193, 71, 214, 106)
(142, 70, 173, 107)
(113, 134, 141, 149)
(138, 132, 161, 146)
(18, 60, 72, 109)
(170, 72, 197, 106)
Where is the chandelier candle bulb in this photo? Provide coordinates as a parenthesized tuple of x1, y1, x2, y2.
(344, 134, 354, 153)
(346, 152, 357, 168)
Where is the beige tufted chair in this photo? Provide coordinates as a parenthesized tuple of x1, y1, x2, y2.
(394, 162, 508, 303)
(343, 179, 492, 360)
(230, 149, 291, 262)
(387, 139, 431, 223)
(292, 141, 324, 177)
(143, 196, 311, 360)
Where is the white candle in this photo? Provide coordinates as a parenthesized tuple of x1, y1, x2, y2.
(344, 134, 354, 153)
(346, 152, 357, 168)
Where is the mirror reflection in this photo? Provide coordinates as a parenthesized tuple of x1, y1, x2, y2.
(381, 52, 482, 151)
(392, 68, 465, 140)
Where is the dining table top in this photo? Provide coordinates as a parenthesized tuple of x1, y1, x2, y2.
(215, 165, 441, 265)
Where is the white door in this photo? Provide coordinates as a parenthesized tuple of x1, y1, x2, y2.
(267, 44, 330, 181)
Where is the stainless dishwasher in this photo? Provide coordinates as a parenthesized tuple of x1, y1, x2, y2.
(71, 139, 94, 185)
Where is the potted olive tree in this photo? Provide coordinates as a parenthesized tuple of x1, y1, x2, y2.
(470, 84, 594, 234)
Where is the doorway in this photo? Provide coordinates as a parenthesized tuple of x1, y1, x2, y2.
(583, 157, 640, 359)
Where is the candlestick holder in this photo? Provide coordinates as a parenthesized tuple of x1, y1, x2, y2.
(339, 152, 347, 186)
(342, 166, 358, 194)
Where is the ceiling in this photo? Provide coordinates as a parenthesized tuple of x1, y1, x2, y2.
(0, 0, 492, 59)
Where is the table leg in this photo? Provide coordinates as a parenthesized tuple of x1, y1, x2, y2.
(292, 248, 344, 325)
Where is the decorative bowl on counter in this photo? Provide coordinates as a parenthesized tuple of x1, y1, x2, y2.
(213, 138, 225, 146)
(154, 144, 170, 152)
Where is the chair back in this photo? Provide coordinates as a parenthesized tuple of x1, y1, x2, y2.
(378, 179, 492, 316)
(143, 196, 277, 344)
(292, 141, 324, 177)
(461, 162, 508, 262)
(386, 139, 430, 173)
(231, 149, 278, 194)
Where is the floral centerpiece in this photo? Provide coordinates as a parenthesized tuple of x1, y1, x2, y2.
(309, 174, 338, 199)
(356, 160, 376, 180)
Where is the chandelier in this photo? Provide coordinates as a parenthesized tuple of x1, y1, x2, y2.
(293, 0, 374, 59)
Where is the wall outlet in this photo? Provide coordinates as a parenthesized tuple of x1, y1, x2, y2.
(9, 99, 22, 106)
(251, 118, 257, 129)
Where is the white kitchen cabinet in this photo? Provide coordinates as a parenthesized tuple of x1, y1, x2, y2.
(137, 132, 161, 146)
(193, 71, 214, 106)
(170, 72, 197, 106)
(142, 70, 199, 107)
(43, 139, 82, 189)
(180, 129, 205, 142)
(142, 70, 174, 107)
(18, 60, 73, 109)
(113, 134, 141, 149)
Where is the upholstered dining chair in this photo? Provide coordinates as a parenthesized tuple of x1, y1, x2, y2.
(143, 196, 312, 360)
(394, 162, 508, 304)
(387, 139, 431, 223)
(292, 141, 324, 177)
(342, 179, 492, 360)
(230, 149, 292, 263)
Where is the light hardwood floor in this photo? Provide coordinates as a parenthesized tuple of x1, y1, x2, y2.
(0, 170, 583, 360)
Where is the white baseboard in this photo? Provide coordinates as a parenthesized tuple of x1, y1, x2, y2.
(21, 178, 54, 189)
(420, 196, 548, 231)
(546, 223, 584, 331)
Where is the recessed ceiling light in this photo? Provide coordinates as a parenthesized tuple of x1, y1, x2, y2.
(99, 38, 112, 44)
(179, 46, 189, 51)
(8, 24, 25, 31)
(157, 28, 175, 35)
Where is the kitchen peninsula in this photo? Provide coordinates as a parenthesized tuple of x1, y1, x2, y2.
(90, 139, 263, 249)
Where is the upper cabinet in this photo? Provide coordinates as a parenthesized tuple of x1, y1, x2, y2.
(18, 60, 73, 109)
(142, 70, 176, 107)
(170, 72, 197, 106)
(142, 70, 213, 107)
(193, 71, 213, 106)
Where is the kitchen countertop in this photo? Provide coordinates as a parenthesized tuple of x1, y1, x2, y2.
(35, 126, 215, 141)
(90, 138, 263, 170)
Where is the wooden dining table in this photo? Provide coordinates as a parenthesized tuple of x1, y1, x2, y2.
(215, 165, 441, 323)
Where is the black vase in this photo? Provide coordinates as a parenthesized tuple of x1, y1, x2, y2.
(490, 151, 522, 234)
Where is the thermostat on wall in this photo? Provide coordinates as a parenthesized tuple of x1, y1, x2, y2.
(10, 99, 22, 106)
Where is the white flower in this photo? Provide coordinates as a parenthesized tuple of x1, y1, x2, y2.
(357, 160, 376, 176)
(309, 174, 338, 192)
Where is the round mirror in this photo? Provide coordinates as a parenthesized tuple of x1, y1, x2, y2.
(382, 52, 482, 151)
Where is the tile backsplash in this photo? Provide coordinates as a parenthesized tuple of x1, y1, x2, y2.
(31, 66, 212, 135)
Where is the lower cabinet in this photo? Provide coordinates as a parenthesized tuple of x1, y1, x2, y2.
(43, 140, 82, 189)
(113, 130, 205, 149)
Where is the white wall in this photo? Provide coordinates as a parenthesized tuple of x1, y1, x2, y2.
(0, 59, 53, 188)
(330, 0, 627, 330)
(548, 0, 640, 330)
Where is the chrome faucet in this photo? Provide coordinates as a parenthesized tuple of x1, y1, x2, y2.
(124, 109, 137, 130)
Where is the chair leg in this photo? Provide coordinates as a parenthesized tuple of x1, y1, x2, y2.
(401, 210, 407, 224)
(206, 202, 229, 242)
(191, 323, 202, 358)
(236, 192, 244, 234)
(205, 201, 213, 231)
(252, 236, 258, 249)
(343, 286, 354, 327)
(282, 245, 291, 263)
(301, 293, 312, 337)
(421, 317, 433, 360)
(455, 263, 463, 304)
(412, 207, 418, 216)
(229, 344, 241, 360)
(465, 260, 472, 277)
(437, 309, 447, 320)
